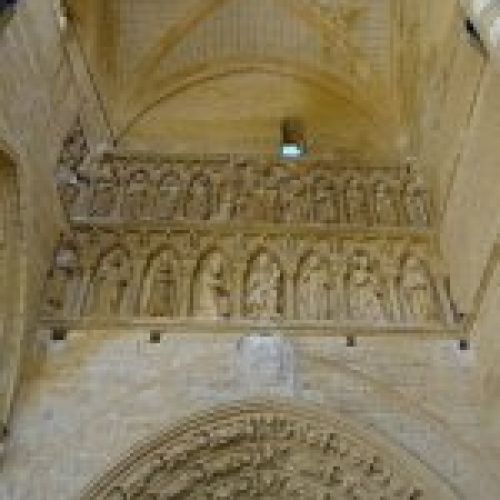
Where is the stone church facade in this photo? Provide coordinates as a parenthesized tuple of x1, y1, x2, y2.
(1, 1, 500, 499)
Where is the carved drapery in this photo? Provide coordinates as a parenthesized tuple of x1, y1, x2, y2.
(57, 152, 431, 228)
(41, 228, 452, 330)
(78, 401, 458, 500)
(43, 151, 456, 331)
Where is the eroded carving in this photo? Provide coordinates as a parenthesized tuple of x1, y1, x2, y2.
(43, 241, 80, 315)
(144, 250, 178, 318)
(245, 251, 283, 320)
(400, 256, 438, 322)
(345, 177, 367, 225)
(79, 402, 457, 500)
(41, 229, 451, 327)
(374, 179, 398, 226)
(347, 250, 386, 321)
(56, 152, 431, 228)
(192, 251, 231, 319)
(296, 253, 331, 320)
(85, 248, 131, 316)
(404, 172, 430, 227)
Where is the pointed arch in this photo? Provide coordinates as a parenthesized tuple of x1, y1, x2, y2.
(139, 245, 180, 318)
(118, 57, 393, 144)
(294, 250, 332, 320)
(190, 247, 231, 318)
(244, 247, 285, 319)
(83, 245, 132, 317)
(398, 251, 442, 323)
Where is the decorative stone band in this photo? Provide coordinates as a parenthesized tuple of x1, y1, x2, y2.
(40, 229, 457, 330)
(77, 399, 459, 500)
(55, 150, 433, 230)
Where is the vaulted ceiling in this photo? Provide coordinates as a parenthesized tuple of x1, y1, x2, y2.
(68, 0, 457, 161)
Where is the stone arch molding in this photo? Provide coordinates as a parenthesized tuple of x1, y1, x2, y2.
(78, 400, 458, 500)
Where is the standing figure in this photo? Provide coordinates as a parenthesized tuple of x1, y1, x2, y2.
(282, 177, 308, 223)
(124, 171, 149, 220)
(264, 184, 280, 222)
(185, 175, 211, 220)
(157, 173, 181, 220)
(298, 254, 330, 320)
(196, 253, 230, 318)
(91, 175, 116, 217)
(215, 177, 234, 221)
(401, 257, 436, 321)
(313, 179, 339, 224)
(147, 252, 177, 317)
(374, 180, 398, 226)
(348, 252, 385, 321)
(246, 253, 282, 319)
(88, 251, 130, 316)
(345, 178, 367, 224)
(404, 174, 429, 226)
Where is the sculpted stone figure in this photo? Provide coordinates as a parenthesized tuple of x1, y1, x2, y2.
(313, 179, 339, 223)
(401, 257, 436, 321)
(298, 254, 330, 320)
(282, 177, 308, 223)
(44, 246, 79, 315)
(124, 171, 149, 219)
(246, 253, 282, 319)
(147, 253, 177, 317)
(345, 178, 367, 225)
(91, 175, 116, 217)
(157, 173, 181, 220)
(374, 180, 398, 226)
(195, 253, 230, 318)
(404, 174, 429, 226)
(348, 252, 385, 321)
(87, 251, 130, 316)
(185, 175, 211, 220)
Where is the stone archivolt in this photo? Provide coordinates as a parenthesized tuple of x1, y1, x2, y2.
(78, 400, 458, 500)
(43, 152, 453, 330)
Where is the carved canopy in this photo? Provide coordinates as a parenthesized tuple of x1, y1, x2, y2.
(79, 400, 457, 500)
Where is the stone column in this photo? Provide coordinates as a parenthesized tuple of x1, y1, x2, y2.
(234, 263, 246, 319)
(123, 252, 147, 316)
(74, 254, 93, 316)
(179, 259, 194, 318)
(285, 270, 295, 320)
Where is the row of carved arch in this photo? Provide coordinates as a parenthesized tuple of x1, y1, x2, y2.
(57, 156, 431, 227)
(43, 241, 451, 325)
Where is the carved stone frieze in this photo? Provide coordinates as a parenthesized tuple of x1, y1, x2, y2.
(78, 401, 458, 500)
(45, 151, 454, 331)
(56, 152, 431, 229)
(41, 227, 452, 328)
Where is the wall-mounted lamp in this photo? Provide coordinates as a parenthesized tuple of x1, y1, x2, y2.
(281, 117, 306, 159)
